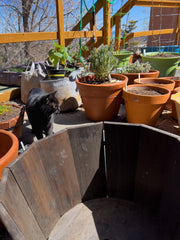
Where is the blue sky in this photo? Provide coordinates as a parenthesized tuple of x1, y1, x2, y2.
(85, 0, 151, 32)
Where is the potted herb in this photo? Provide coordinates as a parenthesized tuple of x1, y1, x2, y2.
(123, 84, 170, 126)
(76, 44, 128, 121)
(142, 52, 180, 77)
(120, 61, 159, 85)
(40, 42, 81, 112)
(0, 103, 25, 139)
(45, 41, 74, 79)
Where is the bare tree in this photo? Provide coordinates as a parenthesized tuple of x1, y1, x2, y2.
(0, 0, 81, 68)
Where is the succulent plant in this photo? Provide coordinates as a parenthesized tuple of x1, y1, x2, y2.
(122, 60, 151, 73)
(89, 44, 118, 82)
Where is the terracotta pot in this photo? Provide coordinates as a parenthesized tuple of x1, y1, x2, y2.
(159, 76, 180, 88)
(122, 69, 160, 85)
(134, 77, 175, 91)
(172, 87, 180, 119)
(0, 104, 25, 139)
(76, 73, 128, 121)
(171, 92, 180, 127)
(0, 129, 18, 179)
(134, 77, 175, 110)
(123, 84, 170, 126)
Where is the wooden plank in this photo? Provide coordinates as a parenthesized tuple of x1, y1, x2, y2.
(65, 0, 103, 46)
(120, 28, 177, 46)
(134, 126, 180, 232)
(0, 168, 45, 240)
(111, 0, 136, 27)
(175, 8, 180, 45)
(9, 130, 81, 238)
(104, 122, 140, 200)
(0, 31, 103, 44)
(103, 0, 111, 45)
(35, 130, 81, 215)
(55, 0, 65, 46)
(0, 32, 57, 44)
(64, 30, 102, 39)
(0, 88, 20, 102)
(114, 16, 121, 50)
(67, 122, 107, 201)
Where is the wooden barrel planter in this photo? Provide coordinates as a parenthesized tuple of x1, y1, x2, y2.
(0, 122, 180, 239)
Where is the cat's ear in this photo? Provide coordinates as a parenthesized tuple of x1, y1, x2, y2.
(45, 91, 57, 103)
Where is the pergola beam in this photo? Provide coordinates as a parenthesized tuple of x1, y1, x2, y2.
(0, 31, 103, 44)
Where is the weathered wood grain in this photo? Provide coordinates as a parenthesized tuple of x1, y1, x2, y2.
(104, 122, 140, 200)
(0, 168, 45, 240)
(134, 126, 180, 233)
(8, 130, 81, 238)
(67, 122, 107, 201)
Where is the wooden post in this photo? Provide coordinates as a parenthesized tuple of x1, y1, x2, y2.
(103, 0, 111, 45)
(175, 8, 180, 45)
(55, 0, 65, 46)
(114, 14, 121, 50)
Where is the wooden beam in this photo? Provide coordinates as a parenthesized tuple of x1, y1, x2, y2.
(120, 28, 178, 46)
(103, 0, 111, 45)
(0, 31, 103, 44)
(135, 0, 180, 8)
(175, 8, 180, 45)
(114, 16, 121, 50)
(65, 0, 103, 46)
(64, 31, 102, 39)
(55, 0, 65, 46)
(111, 0, 136, 27)
(0, 32, 57, 44)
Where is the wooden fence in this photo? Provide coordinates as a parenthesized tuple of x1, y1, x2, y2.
(0, 0, 180, 53)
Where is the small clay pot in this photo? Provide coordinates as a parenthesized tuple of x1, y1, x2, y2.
(123, 84, 170, 126)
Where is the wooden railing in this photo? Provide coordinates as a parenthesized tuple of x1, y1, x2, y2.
(0, 0, 180, 54)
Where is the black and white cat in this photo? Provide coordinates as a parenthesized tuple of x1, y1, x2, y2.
(26, 88, 60, 139)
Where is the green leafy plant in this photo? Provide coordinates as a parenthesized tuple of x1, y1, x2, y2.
(0, 105, 12, 115)
(122, 60, 151, 73)
(48, 41, 73, 68)
(89, 44, 118, 82)
(70, 45, 89, 64)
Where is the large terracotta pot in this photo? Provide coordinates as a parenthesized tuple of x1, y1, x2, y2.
(123, 84, 170, 126)
(122, 69, 159, 85)
(0, 129, 18, 179)
(76, 73, 128, 121)
(0, 104, 25, 139)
